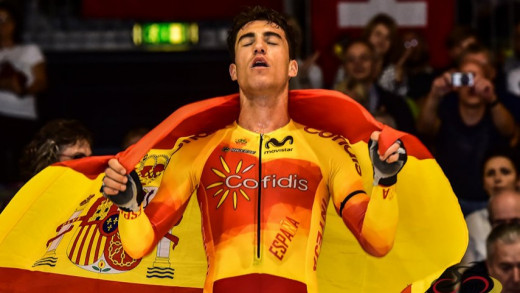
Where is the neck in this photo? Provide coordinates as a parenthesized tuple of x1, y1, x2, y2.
(237, 88, 290, 133)
(459, 102, 485, 126)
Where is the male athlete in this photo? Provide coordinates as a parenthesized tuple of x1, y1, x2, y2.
(101, 6, 406, 293)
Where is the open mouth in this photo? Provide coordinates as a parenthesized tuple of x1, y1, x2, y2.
(252, 58, 268, 68)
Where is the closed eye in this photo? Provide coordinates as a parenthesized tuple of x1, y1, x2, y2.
(238, 32, 255, 47)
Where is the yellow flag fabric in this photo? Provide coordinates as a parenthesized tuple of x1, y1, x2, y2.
(0, 89, 468, 292)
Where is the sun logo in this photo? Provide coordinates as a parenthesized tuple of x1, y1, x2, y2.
(206, 156, 254, 210)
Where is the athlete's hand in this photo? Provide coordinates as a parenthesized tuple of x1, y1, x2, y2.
(369, 131, 407, 186)
(102, 158, 128, 195)
(101, 158, 144, 212)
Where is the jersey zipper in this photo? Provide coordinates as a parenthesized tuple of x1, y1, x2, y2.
(256, 133, 263, 260)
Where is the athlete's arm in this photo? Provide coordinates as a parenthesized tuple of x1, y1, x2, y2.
(331, 131, 405, 257)
(102, 146, 197, 259)
(101, 158, 155, 258)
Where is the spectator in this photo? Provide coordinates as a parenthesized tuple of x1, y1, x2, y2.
(486, 223, 520, 293)
(334, 38, 415, 133)
(378, 30, 435, 103)
(1, 119, 92, 213)
(19, 119, 93, 181)
(459, 43, 520, 139)
(362, 13, 399, 80)
(463, 149, 520, 264)
(0, 2, 47, 185)
(417, 59, 516, 215)
(333, 13, 399, 89)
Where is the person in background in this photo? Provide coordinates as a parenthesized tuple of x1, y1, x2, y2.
(486, 223, 520, 293)
(463, 148, 520, 264)
(362, 13, 399, 80)
(0, 2, 47, 186)
(18, 119, 93, 181)
(417, 58, 516, 216)
(459, 43, 520, 143)
(1, 118, 92, 213)
(332, 13, 399, 89)
(379, 31, 435, 104)
(334, 38, 415, 133)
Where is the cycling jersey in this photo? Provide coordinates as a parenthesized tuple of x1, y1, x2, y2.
(118, 120, 398, 293)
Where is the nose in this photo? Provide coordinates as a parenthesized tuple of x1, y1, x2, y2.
(254, 40, 266, 54)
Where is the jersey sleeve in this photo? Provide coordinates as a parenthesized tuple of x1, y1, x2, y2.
(329, 137, 398, 257)
(118, 137, 201, 258)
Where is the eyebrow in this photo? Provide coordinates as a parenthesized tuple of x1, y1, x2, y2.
(237, 31, 283, 44)
(263, 31, 282, 40)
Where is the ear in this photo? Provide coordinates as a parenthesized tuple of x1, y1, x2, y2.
(288, 59, 298, 78)
(229, 63, 237, 81)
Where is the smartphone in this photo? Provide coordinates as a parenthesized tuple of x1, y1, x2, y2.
(451, 72, 474, 87)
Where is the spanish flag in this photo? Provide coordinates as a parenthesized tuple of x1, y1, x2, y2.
(0, 89, 467, 292)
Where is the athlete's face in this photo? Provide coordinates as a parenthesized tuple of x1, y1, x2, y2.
(229, 20, 298, 95)
(483, 156, 518, 197)
(487, 241, 520, 293)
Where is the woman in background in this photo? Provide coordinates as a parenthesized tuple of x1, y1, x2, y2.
(0, 2, 47, 186)
(462, 147, 520, 264)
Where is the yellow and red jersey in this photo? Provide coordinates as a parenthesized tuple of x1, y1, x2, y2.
(119, 120, 398, 293)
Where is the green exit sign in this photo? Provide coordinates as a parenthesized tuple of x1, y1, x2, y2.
(133, 22, 198, 47)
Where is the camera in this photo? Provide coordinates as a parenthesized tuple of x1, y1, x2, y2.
(451, 72, 474, 87)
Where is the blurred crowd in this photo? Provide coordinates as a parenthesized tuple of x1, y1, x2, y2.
(0, 2, 519, 290)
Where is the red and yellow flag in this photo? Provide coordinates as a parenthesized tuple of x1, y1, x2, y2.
(0, 89, 467, 292)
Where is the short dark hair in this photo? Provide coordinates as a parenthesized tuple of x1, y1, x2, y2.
(226, 6, 296, 62)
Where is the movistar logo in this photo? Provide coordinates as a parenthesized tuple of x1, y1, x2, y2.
(265, 136, 293, 149)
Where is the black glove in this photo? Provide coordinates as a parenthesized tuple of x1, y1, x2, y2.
(369, 139, 407, 186)
(101, 171, 144, 212)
